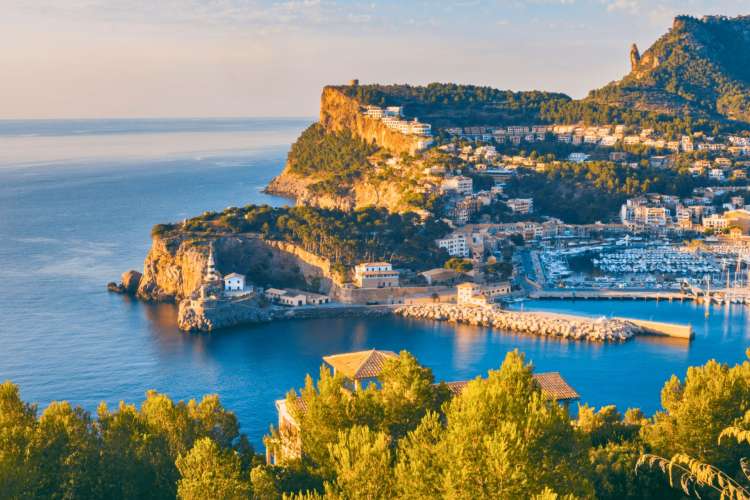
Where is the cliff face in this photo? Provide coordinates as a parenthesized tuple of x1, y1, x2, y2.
(319, 87, 425, 155)
(267, 172, 418, 213)
(137, 234, 336, 303)
(266, 87, 427, 213)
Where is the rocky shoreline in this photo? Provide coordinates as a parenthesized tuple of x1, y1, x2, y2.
(394, 304, 639, 342)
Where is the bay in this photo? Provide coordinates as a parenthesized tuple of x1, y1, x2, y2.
(1, 118, 748, 449)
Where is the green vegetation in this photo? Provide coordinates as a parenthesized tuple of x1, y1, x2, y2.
(0, 382, 257, 499)
(165, 205, 451, 273)
(505, 162, 699, 224)
(259, 350, 750, 499)
(336, 83, 571, 128)
(443, 257, 473, 273)
(588, 15, 750, 125)
(286, 123, 379, 197)
(539, 100, 724, 137)
(5, 351, 750, 498)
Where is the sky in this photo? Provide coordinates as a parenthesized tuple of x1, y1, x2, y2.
(1, 0, 748, 119)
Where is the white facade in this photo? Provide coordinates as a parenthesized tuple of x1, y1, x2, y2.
(353, 262, 400, 288)
(436, 234, 469, 258)
(441, 176, 473, 195)
(456, 282, 482, 305)
(223, 273, 246, 291)
(506, 198, 533, 214)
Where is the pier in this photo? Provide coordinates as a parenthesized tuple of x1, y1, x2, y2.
(529, 289, 687, 301)
(615, 317, 694, 339)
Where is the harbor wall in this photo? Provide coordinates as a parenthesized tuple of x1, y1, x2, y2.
(617, 317, 694, 339)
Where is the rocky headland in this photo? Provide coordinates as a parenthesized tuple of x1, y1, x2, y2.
(134, 233, 334, 304)
(265, 86, 429, 212)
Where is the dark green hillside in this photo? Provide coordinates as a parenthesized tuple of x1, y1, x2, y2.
(335, 82, 571, 128)
(588, 15, 750, 124)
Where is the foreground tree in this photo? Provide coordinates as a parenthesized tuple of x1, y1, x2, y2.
(176, 437, 250, 500)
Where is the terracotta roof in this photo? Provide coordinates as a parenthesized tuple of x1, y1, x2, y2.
(532, 372, 580, 401)
(444, 380, 469, 396)
(441, 372, 579, 402)
(323, 350, 399, 380)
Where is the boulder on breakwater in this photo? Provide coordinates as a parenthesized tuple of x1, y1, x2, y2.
(394, 304, 638, 342)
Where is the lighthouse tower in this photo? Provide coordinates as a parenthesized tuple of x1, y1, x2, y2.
(204, 246, 222, 284)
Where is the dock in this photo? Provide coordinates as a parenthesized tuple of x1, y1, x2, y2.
(529, 289, 687, 301)
(617, 317, 694, 340)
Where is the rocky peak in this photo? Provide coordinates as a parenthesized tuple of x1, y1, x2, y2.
(629, 43, 640, 72)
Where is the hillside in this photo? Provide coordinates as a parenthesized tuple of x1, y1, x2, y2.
(587, 15, 750, 123)
(335, 82, 571, 128)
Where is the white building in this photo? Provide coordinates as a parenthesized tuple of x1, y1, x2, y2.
(353, 262, 400, 288)
(703, 214, 729, 231)
(223, 273, 246, 291)
(436, 234, 469, 258)
(506, 198, 534, 214)
(568, 153, 590, 163)
(456, 282, 484, 305)
(441, 176, 473, 195)
(264, 288, 330, 307)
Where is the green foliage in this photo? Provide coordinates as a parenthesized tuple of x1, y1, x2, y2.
(286, 123, 378, 195)
(586, 15, 750, 126)
(175, 437, 249, 500)
(506, 162, 699, 223)
(180, 204, 451, 272)
(641, 357, 750, 475)
(323, 426, 395, 499)
(0, 381, 256, 499)
(336, 82, 571, 128)
(444, 257, 473, 273)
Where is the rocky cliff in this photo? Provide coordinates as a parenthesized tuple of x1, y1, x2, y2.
(266, 87, 427, 212)
(136, 233, 335, 303)
(318, 86, 426, 156)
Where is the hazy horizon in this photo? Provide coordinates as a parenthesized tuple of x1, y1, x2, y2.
(2, 0, 748, 120)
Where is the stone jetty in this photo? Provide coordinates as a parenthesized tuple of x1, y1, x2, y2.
(394, 304, 638, 342)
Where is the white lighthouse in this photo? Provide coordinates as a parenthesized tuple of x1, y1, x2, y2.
(204, 246, 222, 283)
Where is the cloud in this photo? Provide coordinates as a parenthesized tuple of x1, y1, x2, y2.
(603, 0, 640, 13)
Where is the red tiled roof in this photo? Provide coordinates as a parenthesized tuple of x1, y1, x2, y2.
(532, 372, 580, 401)
(323, 350, 399, 380)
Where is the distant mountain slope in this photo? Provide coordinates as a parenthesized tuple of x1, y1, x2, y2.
(587, 15, 750, 123)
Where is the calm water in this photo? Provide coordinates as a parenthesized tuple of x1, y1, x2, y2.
(1, 119, 749, 449)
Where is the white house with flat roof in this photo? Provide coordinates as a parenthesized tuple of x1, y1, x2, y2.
(223, 273, 246, 291)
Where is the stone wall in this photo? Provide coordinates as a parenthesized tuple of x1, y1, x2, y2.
(332, 285, 453, 305)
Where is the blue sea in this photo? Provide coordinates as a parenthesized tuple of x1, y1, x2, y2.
(1, 118, 749, 449)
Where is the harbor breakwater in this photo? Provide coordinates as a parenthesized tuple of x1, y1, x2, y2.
(395, 304, 642, 342)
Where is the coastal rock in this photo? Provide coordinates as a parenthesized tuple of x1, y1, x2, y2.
(177, 297, 273, 332)
(121, 270, 142, 294)
(106, 270, 142, 295)
(395, 304, 638, 343)
(135, 234, 334, 303)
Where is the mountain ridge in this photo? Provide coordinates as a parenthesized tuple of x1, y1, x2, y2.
(587, 15, 750, 123)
